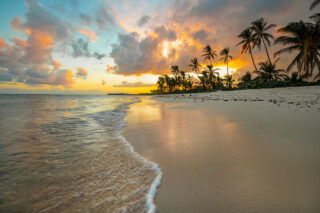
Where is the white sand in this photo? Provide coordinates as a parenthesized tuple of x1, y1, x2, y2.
(157, 86, 320, 112)
(123, 86, 320, 213)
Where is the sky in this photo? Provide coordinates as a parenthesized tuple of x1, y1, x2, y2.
(0, 0, 314, 94)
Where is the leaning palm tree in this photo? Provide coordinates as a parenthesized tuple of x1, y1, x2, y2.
(220, 47, 233, 75)
(274, 21, 320, 79)
(250, 17, 276, 64)
(310, 0, 320, 10)
(202, 45, 217, 66)
(237, 29, 259, 71)
(189, 58, 201, 77)
(254, 59, 287, 82)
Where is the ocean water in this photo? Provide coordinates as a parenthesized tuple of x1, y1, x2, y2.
(0, 94, 161, 213)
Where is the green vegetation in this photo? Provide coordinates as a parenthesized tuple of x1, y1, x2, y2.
(152, 2, 320, 94)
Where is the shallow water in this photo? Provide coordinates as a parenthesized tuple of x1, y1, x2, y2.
(0, 94, 160, 213)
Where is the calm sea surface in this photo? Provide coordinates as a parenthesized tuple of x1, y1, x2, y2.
(0, 94, 159, 213)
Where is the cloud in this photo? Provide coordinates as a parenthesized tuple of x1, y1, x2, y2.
(53, 60, 61, 70)
(137, 15, 151, 26)
(0, 0, 75, 86)
(95, 6, 116, 29)
(110, 26, 182, 75)
(76, 68, 88, 78)
(113, 81, 155, 87)
(71, 38, 105, 59)
(71, 38, 90, 57)
(80, 13, 93, 25)
(93, 52, 106, 60)
(79, 28, 98, 43)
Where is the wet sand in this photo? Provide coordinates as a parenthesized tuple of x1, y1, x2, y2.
(123, 87, 320, 213)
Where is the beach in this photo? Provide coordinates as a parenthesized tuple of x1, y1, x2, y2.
(123, 86, 320, 213)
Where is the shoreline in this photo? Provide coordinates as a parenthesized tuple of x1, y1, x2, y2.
(123, 86, 320, 212)
(121, 100, 163, 213)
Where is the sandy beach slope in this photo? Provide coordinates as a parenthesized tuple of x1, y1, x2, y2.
(123, 86, 320, 213)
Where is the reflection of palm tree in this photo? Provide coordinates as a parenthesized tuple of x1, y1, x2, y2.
(274, 21, 320, 79)
(310, 0, 320, 10)
(203, 45, 217, 66)
(254, 59, 287, 82)
(251, 17, 276, 64)
(237, 29, 258, 71)
(220, 47, 233, 75)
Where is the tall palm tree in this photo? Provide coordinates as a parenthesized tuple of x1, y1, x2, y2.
(310, 0, 320, 10)
(189, 58, 201, 77)
(274, 21, 320, 79)
(254, 59, 287, 82)
(171, 65, 180, 76)
(250, 17, 276, 64)
(237, 29, 259, 71)
(202, 45, 217, 66)
(220, 47, 233, 75)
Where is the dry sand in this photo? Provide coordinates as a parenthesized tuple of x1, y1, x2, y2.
(123, 86, 320, 213)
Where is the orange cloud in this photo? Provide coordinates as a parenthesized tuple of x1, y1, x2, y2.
(53, 60, 61, 70)
(76, 68, 88, 78)
(54, 69, 73, 86)
(106, 64, 115, 72)
(0, 38, 8, 50)
(79, 28, 98, 43)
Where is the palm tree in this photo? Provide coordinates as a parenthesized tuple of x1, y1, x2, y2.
(199, 71, 209, 90)
(220, 47, 233, 75)
(202, 45, 217, 66)
(254, 59, 287, 82)
(250, 17, 276, 64)
(274, 21, 320, 79)
(157, 76, 166, 92)
(164, 75, 175, 93)
(224, 75, 235, 88)
(310, 0, 320, 10)
(237, 29, 259, 71)
(189, 58, 201, 77)
(238, 72, 253, 88)
(171, 65, 180, 76)
(207, 65, 220, 90)
(310, 0, 320, 23)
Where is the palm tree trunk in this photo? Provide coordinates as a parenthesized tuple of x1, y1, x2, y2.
(227, 60, 229, 75)
(249, 45, 258, 71)
(262, 38, 272, 64)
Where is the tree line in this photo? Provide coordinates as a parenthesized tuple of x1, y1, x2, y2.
(153, 0, 320, 94)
